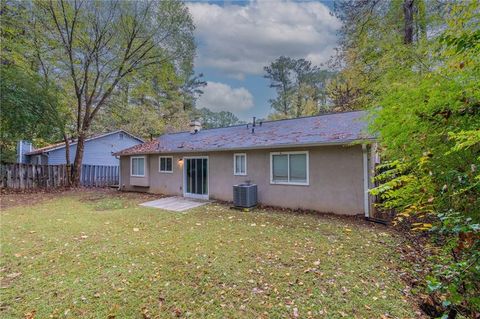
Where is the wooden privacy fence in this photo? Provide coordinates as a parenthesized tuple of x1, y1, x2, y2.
(0, 164, 119, 190)
(0, 164, 69, 189)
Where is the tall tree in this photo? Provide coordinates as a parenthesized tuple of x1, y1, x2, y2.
(0, 0, 67, 163)
(32, 0, 195, 185)
(263, 56, 295, 117)
(91, 68, 206, 139)
(264, 56, 333, 119)
(328, 0, 432, 110)
(195, 108, 243, 129)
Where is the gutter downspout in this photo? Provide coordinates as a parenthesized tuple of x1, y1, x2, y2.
(362, 144, 370, 218)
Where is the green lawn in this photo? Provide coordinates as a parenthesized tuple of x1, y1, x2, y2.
(0, 190, 417, 318)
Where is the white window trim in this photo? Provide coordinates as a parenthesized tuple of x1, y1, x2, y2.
(270, 151, 309, 186)
(159, 156, 173, 173)
(233, 153, 247, 176)
(130, 156, 146, 177)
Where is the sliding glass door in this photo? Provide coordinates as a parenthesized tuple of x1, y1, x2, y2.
(184, 157, 208, 199)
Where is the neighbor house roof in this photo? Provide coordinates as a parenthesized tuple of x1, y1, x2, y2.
(114, 111, 373, 156)
(26, 130, 144, 155)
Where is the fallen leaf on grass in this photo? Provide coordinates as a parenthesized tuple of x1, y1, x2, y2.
(6, 272, 22, 279)
(23, 310, 36, 319)
(293, 307, 299, 318)
(141, 307, 151, 319)
(172, 307, 182, 317)
(158, 294, 165, 308)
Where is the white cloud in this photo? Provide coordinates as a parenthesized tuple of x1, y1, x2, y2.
(197, 81, 254, 113)
(188, 0, 341, 78)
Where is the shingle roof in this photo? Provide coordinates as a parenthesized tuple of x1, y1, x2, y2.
(114, 110, 373, 156)
(26, 130, 144, 155)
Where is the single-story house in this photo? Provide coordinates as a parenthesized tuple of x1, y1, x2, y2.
(114, 111, 378, 216)
(17, 130, 144, 166)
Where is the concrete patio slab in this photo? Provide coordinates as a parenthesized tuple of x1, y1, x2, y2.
(140, 196, 210, 212)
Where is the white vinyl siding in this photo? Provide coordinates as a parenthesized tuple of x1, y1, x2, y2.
(131, 156, 145, 177)
(270, 151, 309, 185)
(159, 156, 173, 173)
(233, 153, 247, 175)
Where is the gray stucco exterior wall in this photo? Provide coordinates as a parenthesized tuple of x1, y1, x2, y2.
(120, 144, 367, 215)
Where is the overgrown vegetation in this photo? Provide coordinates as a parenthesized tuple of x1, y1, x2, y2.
(0, 192, 417, 318)
(332, 0, 479, 317)
(0, 1, 68, 162)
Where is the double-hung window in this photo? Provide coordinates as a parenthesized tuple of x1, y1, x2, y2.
(270, 151, 309, 185)
(131, 156, 145, 177)
(159, 156, 173, 173)
(233, 153, 247, 175)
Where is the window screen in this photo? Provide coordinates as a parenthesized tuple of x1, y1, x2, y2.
(160, 157, 173, 172)
(271, 152, 308, 184)
(131, 157, 145, 176)
(272, 154, 288, 182)
(234, 154, 246, 175)
(289, 154, 307, 182)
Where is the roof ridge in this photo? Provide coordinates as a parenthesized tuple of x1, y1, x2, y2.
(260, 110, 366, 125)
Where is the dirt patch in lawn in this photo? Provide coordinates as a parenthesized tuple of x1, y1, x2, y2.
(0, 188, 162, 211)
(79, 188, 160, 203)
(0, 188, 70, 210)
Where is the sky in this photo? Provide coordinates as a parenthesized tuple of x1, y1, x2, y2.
(187, 0, 341, 121)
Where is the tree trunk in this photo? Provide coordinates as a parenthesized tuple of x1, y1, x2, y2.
(71, 132, 86, 186)
(283, 93, 288, 116)
(403, 0, 415, 44)
(63, 133, 71, 186)
(296, 92, 302, 117)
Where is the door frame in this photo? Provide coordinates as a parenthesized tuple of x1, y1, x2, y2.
(183, 156, 209, 200)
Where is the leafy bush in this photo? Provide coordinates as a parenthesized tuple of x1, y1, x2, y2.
(428, 212, 480, 317)
(369, 2, 480, 317)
